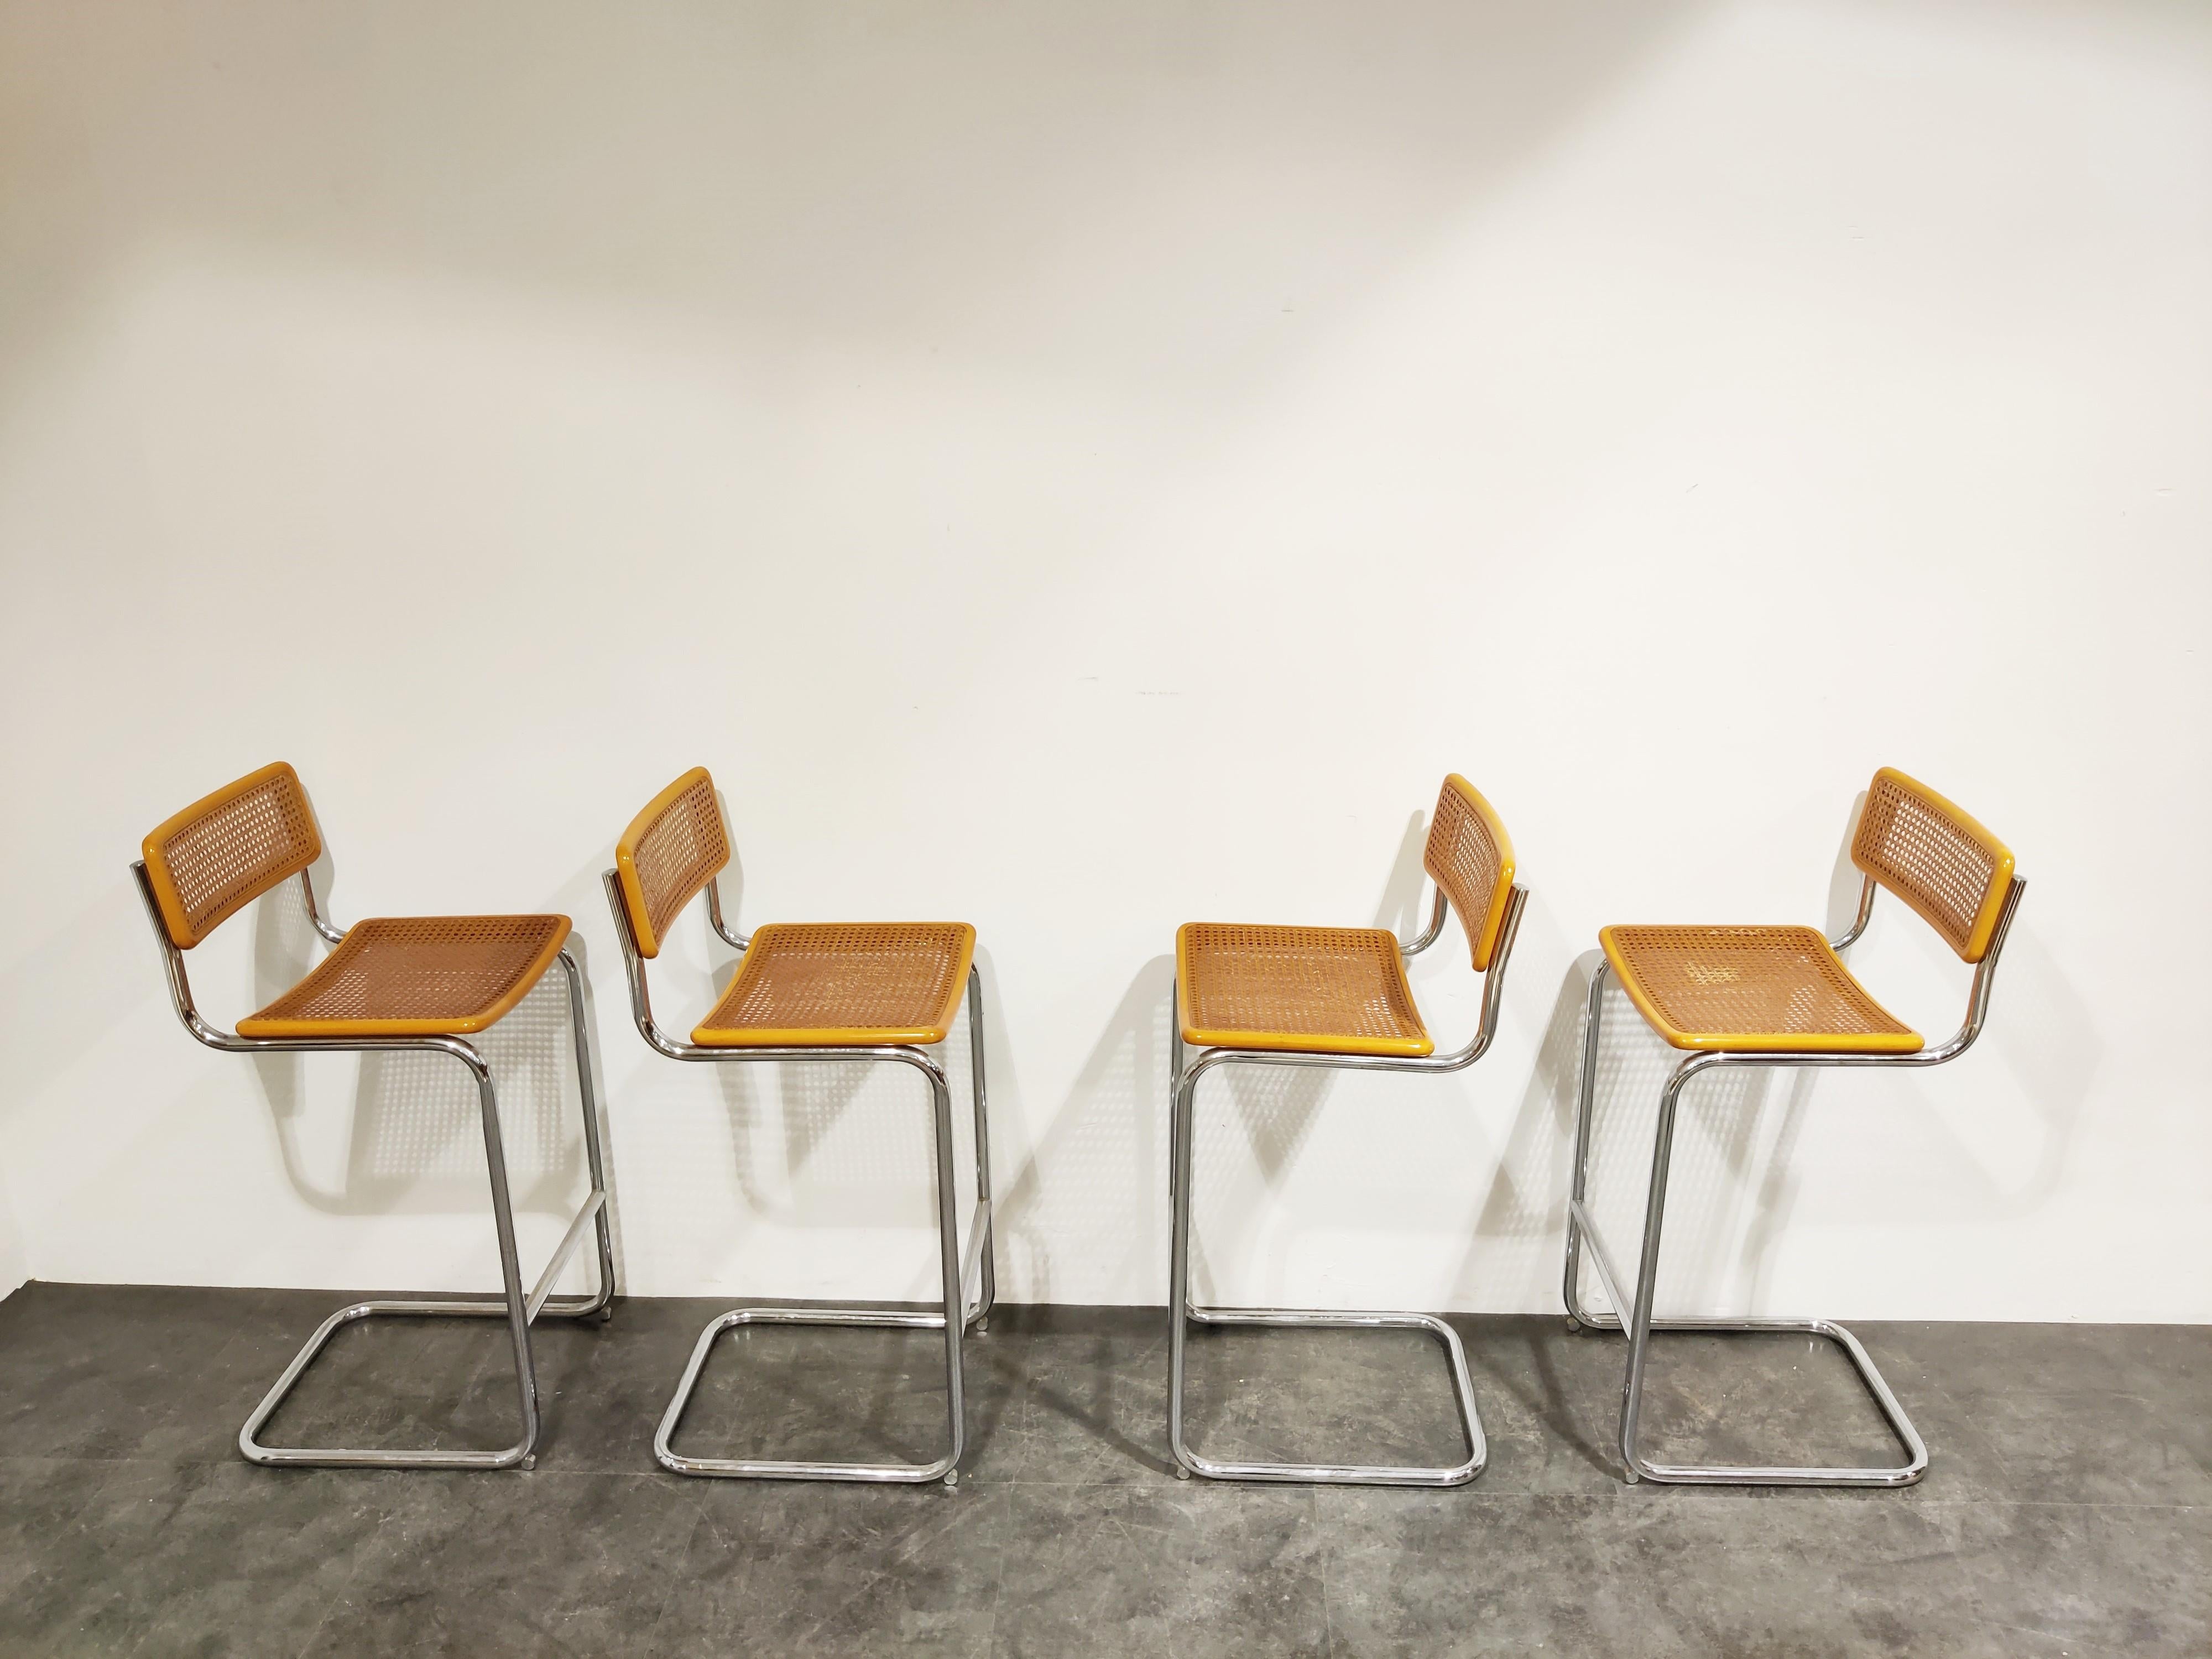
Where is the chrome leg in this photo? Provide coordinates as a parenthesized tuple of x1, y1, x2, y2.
(553, 947, 618, 1324)
(241, 1043, 545, 1470)
(1561, 960, 1610, 1331)
(654, 1050, 975, 1484)
(1166, 978, 1185, 1214)
(237, 977, 617, 1472)
(928, 1046, 968, 1485)
(1166, 1050, 1486, 1487)
(1614, 1065, 1684, 1480)
(965, 964, 995, 1333)
(1166, 1047, 1197, 1477)
(1564, 1039, 1928, 1487)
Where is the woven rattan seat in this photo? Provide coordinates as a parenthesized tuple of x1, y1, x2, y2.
(1176, 922, 1434, 1058)
(1599, 924, 1921, 1055)
(693, 921, 978, 1047)
(237, 914, 572, 1039)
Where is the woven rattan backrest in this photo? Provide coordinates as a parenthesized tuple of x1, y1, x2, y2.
(614, 767, 731, 958)
(1850, 767, 2016, 963)
(1422, 774, 1517, 972)
(140, 761, 324, 950)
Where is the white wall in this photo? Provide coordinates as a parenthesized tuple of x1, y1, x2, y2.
(1, 0, 2205, 1323)
(0, 1171, 25, 1302)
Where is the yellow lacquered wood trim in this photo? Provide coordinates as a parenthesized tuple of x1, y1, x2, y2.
(1439, 774, 1517, 973)
(236, 916, 572, 1039)
(691, 922, 977, 1048)
(141, 761, 322, 950)
(614, 766, 722, 961)
(1597, 926, 1924, 1056)
(1856, 766, 2017, 963)
(1173, 925, 1436, 1057)
(1177, 1023, 1437, 1058)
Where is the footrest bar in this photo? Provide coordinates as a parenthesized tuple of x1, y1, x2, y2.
(1564, 1297, 1931, 1486)
(959, 1197, 992, 1326)
(525, 1188, 608, 1324)
(1626, 1317, 1927, 1486)
(1175, 1305, 1486, 1487)
(1569, 1198, 1633, 1328)
(239, 1298, 535, 1471)
(654, 1304, 969, 1482)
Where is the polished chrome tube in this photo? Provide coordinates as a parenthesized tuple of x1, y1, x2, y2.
(554, 947, 619, 1320)
(525, 1190, 610, 1324)
(1829, 873, 1878, 951)
(645, 1043, 972, 1483)
(1400, 886, 1449, 958)
(1174, 885, 1527, 1092)
(1559, 959, 1611, 1332)
(965, 963, 996, 1327)
(705, 872, 750, 950)
(133, 861, 616, 1472)
(608, 869, 990, 1484)
(298, 867, 347, 946)
(1561, 878, 2026, 1486)
(1165, 884, 1528, 1486)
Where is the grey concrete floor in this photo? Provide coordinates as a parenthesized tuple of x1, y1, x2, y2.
(0, 1284, 2205, 1656)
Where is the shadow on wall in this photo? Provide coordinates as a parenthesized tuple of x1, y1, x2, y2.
(226, 772, 2100, 1313)
(995, 797, 1444, 1308)
(983, 778, 2102, 1321)
(1451, 921, 1595, 1301)
(995, 956, 1175, 1307)
(247, 859, 593, 1221)
(1372, 811, 1432, 942)
(233, 785, 1004, 1297)
(1561, 789, 2101, 1321)
(993, 794, 1477, 1310)
(1823, 787, 2100, 1223)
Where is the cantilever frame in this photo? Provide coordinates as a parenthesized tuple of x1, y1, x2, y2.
(1168, 880, 1529, 1486)
(1561, 872, 2028, 1486)
(130, 862, 615, 1473)
(604, 870, 993, 1487)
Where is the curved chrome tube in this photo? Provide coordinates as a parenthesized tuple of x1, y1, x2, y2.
(1399, 885, 1449, 958)
(1182, 884, 1526, 1095)
(131, 859, 615, 1472)
(299, 867, 347, 947)
(1693, 875, 2023, 1083)
(138, 862, 479, 1072)
(602, 867, 993, 1484)
(1562, 875, 2027, 1487)
(1167, 881, 1529, 1487)
(601, 872, 937, 1074)
(705, 873, 749, 951)
(1828, 873, 1878, 952)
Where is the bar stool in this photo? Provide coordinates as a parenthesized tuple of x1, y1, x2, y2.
(1562, 766, 2025, 1486)
(603, 768, 993, 1486)
(1167, 775, 1528, 1485)
(132, 762, 615, 1472)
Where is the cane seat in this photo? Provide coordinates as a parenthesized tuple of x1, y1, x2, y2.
(1176, 923, 1433, 1058)
(237, 915, 571, 1038)
(1599, 924, 1921, 1055)
(692, 922, 977, 1048)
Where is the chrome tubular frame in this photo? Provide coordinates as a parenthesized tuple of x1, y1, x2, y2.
(1167, 883, 1528, 1486)
(605, 872, 993, 1486)
(1561, 874, 2027, 1486)
(131, 862, 616, 1473)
